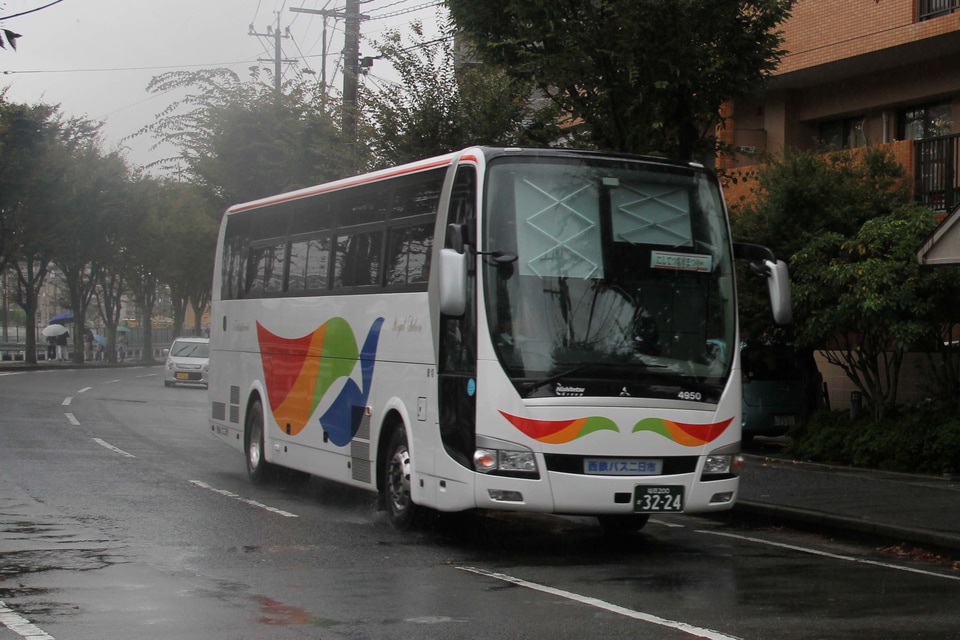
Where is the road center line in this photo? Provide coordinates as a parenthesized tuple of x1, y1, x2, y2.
(0, 600, 56, 640)
(699, 529, 960, 582)
(64, 413, 80, 426)
(189, 480, 298, 518)
(77, 387, 92, 393)
(457, 566, 739, 640)
(93, 438, 136, 458)
(61, 397, 72, 406)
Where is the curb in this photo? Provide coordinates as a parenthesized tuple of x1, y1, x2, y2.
(734, 500, 960, 553)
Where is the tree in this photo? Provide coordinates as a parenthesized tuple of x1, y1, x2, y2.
(446, 0, 795, 161)
(150, 182, 218, 338)
(140, 68, 355, 207)
(363, 20, 562, 167)
(732, 149, 960, 421)
(0, 99, 72, 362)
(53, 135, 129, 363)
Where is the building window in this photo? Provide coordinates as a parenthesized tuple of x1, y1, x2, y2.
(818, 117, 866, 151)
(898, 101, 952, 140)
(919, 0, 960, 21)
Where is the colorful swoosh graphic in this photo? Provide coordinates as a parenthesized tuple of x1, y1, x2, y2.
(499, 411, 619, 444)
(632, 417, 734, 446)
(500, 411, 734, 447)
(256, 317, 384, 446)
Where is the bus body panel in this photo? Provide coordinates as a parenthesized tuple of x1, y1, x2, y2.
(208, 146, 755, 526)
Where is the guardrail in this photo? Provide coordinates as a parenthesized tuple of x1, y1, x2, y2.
(1, 343, 171, 362)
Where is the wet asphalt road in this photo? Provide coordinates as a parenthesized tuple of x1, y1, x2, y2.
(1, 366, 959, 640)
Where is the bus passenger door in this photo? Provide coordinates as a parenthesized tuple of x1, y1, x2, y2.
(438, 166, 478, 472)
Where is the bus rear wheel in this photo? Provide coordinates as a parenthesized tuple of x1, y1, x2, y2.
(382, 427, 419, 529)
(245, 399, 271, 483)
(597, 514, 650, 535)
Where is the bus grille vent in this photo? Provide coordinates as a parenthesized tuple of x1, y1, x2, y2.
(230, 386, 240, 405)
(229, 405, 239, 424)
(352, 459, 372, 483)
(212, 402, 226, 421)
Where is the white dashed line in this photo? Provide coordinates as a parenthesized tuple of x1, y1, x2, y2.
(64, 413, 80, 426)
(0, 600, 56, 640)
(699, 530, 960, 582)
(61, 397, 72, 406)
(92, 438, 136, 458)
(457, 566, 740, 640)
(77, 387, 92, 393)
(190, 480, 298, 518)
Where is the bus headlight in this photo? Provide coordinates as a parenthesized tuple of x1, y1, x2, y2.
(473, 442, 539, 478)
(701, 444, 745, 480)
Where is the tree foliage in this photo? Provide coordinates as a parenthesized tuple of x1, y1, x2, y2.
(363, 20, 562, 167)
(140, 68, 355, 207)
(731, 149, 960, 420)
(446, 0, 795, 161)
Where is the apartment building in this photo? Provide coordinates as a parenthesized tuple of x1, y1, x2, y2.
(720, 0, 960, 217)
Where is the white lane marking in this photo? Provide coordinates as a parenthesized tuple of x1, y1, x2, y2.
(700, 530, 960, 582)
(135, 373, 157, 378)
(651, 518, 685, 528)
(78, 387, 92, 393)
(93, 438, 136, 458)
(457, 566, 740, 640)
(0, 600, 56, 640)
(190, 480, 298, 518)
(106, 379, 120, 384)
(0, 372, 23, 377)
(64, 413, 80, 426)
(61, 397, 72, 406)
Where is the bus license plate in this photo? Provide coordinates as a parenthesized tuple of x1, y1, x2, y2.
(634, 486, 684, 513)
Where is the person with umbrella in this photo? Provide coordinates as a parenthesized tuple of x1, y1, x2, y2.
(41, 323, 68, 360)
(56, 328, 69, 361)
(83, 328, 94, 361)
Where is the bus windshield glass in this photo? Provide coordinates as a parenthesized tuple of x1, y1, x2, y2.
(483, 156, 735, 401)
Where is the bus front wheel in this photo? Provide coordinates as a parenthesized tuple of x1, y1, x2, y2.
(382, 427, 419, 529)
(245, 399, 270, 484)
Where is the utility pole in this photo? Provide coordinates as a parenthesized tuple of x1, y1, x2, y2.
(342, 0, 361, 147)
(291, 1, 366, 169)
(290, 6, 342, 91)
(249, 12, 295, 95)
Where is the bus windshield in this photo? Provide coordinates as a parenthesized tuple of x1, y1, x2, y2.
(483, 156, 736, 402)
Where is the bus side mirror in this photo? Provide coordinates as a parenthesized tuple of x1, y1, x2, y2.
(439, 247, 467, 316)
(766, 259, 792, 325)
(733, 242, 793, 325)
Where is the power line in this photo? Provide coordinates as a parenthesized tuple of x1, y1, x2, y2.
(0, 0, 65, 21)
(2, 59, 259, 75)
(366, 1, 442, 21)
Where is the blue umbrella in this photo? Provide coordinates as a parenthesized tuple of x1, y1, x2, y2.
(50, 312, 74, 324)
(93, 334, 107, 346)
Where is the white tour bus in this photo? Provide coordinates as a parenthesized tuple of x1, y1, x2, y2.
(209, 146, 790, 531)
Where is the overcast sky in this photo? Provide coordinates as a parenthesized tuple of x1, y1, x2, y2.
(0, 0, 444, 170)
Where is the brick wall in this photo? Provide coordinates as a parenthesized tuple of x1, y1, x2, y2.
(779, 0, 960, 74)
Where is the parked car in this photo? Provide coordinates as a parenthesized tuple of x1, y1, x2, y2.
(741, 342, 818, 443)
(164, 337, 209, 387)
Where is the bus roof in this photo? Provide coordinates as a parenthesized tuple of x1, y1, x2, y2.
(225, 147, 708, 216)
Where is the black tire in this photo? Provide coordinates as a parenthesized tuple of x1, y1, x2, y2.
(245, 399, 270, 484)
(382, 427, 419, 530)
(597, 514, 650, 535)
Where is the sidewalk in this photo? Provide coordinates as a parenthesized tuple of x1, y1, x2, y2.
(737, 453, 960, 553)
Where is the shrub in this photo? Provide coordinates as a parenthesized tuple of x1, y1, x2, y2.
(786, 404, 960, 475)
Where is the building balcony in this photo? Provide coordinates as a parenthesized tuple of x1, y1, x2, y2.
(919, 0, 960, 21)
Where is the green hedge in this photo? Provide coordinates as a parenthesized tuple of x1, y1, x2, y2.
(786, 403, 960, 475)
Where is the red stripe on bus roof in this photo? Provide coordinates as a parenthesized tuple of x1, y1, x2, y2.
(227, 157, 456, 214)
